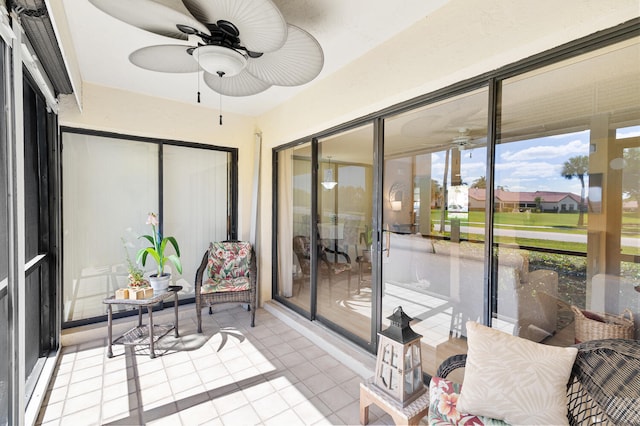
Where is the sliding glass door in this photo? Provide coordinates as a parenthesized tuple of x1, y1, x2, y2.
(62, 133, 158, 323)
(276, 141, 313, 314)
(275, 124, 375, 346)
(382, 88, 489, 374)
(316, 125, 374, 345)
(495, 38, 640, 344)
(163, 145, 232, 295)
(0, 38, 9, 425)
(62, 130, 235, 325)
(22, 74, 58, 404)
(274, 33, 639, 377)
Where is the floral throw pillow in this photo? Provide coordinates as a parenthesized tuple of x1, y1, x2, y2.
(207, 241, 252, 281)
(429, 377, 506, 425)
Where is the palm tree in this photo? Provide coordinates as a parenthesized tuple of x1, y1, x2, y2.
(471, 176, 486, 189)
(623, 148, 640, 202)
(534, 196, 543, 212)
(439, 149, 450, 232)
(561, 155, 589, 227)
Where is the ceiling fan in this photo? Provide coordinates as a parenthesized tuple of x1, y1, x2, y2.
(451, 128, 485, 151)
(89, 0, 324, 98)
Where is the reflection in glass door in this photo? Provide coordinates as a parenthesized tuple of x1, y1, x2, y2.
(276, 142, 313, 314)
(0, 41, 9, 424)
(382, 89, 488, 376)
(276, 126, 375, 345)
(316, 125, 374, 345)
(496, 41, 640, 345)
(274, 35, 640, 373)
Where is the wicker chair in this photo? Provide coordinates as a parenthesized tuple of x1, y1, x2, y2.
(430, 339, 640, 425)
(292, 235, 352, 294)
(194, 241, 256, 332)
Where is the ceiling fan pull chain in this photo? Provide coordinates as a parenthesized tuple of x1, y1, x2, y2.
(197, 49, 201, 103)
(216, 71, 224, 125)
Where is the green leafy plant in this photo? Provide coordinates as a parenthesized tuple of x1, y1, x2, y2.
(136, 213, 183, 277)
(127, 266, 148, 287)
(122, 237, 149, 287)
(360, 225, 374, 247)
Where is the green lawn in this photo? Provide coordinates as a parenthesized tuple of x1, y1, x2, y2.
(430, 210, 640, 255)
(450, 210, 589, 229)
(437, 210, 640, 235)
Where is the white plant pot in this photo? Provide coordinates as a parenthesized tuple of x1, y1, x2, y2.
(149, 273, 171, 292)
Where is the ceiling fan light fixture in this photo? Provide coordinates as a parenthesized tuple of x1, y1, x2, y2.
(92, 0, 323, 97)
(321, 158, 337, 189)
(322, 182, 338, 190)
(321, 170, 337, 190)
(194, 45, 247, 77)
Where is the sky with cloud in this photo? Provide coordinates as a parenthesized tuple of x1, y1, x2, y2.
(432, 126, 640, 195)
(494, 131, 590, 194)
(295, 125, 639, 199)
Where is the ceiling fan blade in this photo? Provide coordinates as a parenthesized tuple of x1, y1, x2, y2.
(90, 0, 210, 40)
(203, 69, 271, 96)
(129, 45, 200, 73)
(182, 0, 287, 53)
(401, 115, 442, 138)
(245, 25, 323, 87)
(469, 136, 488, 146)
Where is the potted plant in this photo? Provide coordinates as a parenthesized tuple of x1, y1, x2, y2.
(136, 212, 182, 292)
(122, 238, 149, 289)
(360, 225, 374, 262)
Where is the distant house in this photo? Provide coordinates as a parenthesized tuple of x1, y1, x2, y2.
(468, 189, 583, 212)
(623, 200, 638, 212)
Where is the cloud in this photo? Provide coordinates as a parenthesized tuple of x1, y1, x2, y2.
(499, 139, 588, 161)
(548, 130, 589, 140)
(617, 127, 640, 139)
(496, 161, 559, 178)
(497, 172, 583, 193)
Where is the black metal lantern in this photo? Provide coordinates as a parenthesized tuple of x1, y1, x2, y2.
(374, 306, 425, 406)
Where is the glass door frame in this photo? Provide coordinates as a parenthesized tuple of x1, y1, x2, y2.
(272, 119, 382, 353)
(59, 127, 239, 328)
(22, 67, 60, 411)
(272, 22, 640, 357)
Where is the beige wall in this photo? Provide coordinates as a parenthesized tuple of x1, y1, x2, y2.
(57, 0, 639, 307)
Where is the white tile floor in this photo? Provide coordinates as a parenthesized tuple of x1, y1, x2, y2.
(36, 303, 429, 425)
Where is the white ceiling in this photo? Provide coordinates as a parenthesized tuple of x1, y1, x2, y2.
(60, 0, 450, 117)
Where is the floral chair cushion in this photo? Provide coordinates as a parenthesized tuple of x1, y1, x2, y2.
(206, 241, 252, 291)
(201, 277, 251, 293)
(319, 261, 351, 274)
(428, 377, 508, 426)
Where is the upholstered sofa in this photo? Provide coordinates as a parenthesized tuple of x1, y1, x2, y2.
(384, 233, 558, 341)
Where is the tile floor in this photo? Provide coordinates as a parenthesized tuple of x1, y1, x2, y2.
(35, 303, 428, 425)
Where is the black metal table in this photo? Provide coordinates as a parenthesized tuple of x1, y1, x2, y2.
(103, 285, 181, 359)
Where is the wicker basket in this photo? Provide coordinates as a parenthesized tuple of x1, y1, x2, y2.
(571, 305, 635, 343)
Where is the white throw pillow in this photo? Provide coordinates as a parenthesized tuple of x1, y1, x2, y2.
(456, 321, 578, 425)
